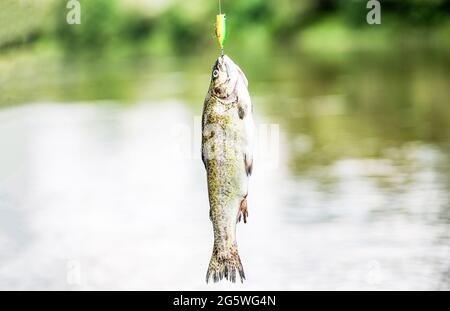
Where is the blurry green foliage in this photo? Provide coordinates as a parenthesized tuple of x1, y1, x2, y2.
(0, 0, 50, 48)
(1, 0, 449, 52)
(53, 0, 121, 48)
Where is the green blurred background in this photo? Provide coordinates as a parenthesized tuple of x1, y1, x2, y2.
(0, 0, 449, 290)
(1, 0, 450, 53)
(1, 0, 449, 165)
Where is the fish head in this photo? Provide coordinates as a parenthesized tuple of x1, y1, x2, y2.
(210, 55, 239, 98)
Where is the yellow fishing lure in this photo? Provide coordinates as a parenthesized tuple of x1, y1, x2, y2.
(215, 14, 227, 51)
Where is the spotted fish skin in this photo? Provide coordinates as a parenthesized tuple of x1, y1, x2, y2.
(201, 55, 254, 283)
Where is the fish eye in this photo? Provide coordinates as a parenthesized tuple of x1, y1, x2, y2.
(212, 69, 219, 78)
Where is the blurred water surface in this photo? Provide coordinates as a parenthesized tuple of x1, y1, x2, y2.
(0, 48, 449, 290)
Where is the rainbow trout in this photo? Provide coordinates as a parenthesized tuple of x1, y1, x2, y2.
(201, 55, 254, 283)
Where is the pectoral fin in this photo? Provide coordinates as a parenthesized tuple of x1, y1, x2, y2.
(237, 196, 248, 224)
(244, 153, 253, 176)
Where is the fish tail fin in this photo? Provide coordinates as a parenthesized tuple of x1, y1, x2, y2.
(206, 243, 245, 283)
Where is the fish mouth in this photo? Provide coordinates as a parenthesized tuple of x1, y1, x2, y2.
(211, 55, 230, 81)
(218, 55, 231, 75)
(211, 55, 234, 99)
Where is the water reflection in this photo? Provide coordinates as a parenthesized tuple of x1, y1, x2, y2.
(0, 49, 448, 290)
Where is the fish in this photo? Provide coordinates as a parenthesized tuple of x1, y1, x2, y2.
(201, 55, 254, 283)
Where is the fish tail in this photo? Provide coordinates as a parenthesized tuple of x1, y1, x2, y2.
(206, 243, 245, 283)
